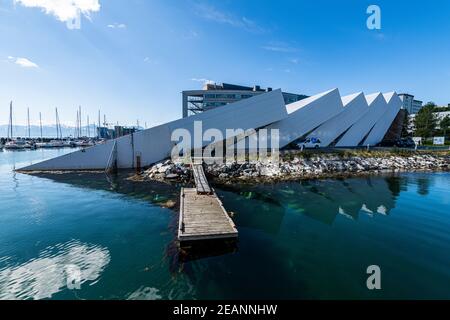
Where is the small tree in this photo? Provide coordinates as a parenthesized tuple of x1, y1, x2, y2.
(440, 116, 450, 138)
(400, 110, 410, 138)
(424, 101, 438, 110)
(413, 103, 437, 139)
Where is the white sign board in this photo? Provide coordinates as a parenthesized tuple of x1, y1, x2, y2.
(433, 137, 445, 145)
(412, 137, 422, 145)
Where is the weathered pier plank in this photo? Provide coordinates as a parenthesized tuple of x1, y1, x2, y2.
(178, 188, 238, 242)
(192, 163, 212, 194)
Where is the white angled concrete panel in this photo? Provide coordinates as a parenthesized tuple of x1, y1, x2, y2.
(335, 93, 388, 147)
(306, 92, 369, 147)
(240, 88, 345, 149)
(21, 90, 287, 171)
(21, 141, 116, 171)
(362, 92, 402, 146)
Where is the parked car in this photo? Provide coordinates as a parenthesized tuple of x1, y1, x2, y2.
(396, 137, 416, 148)
(378, 137, 415, 148)
(298, 137, 321, 149)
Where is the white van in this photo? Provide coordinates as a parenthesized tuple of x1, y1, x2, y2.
(298, 137, 321, 149)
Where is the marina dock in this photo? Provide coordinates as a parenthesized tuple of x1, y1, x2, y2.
(178, 163, 238, 242)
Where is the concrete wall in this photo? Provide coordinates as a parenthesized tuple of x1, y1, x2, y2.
(21, 90, 287, 171)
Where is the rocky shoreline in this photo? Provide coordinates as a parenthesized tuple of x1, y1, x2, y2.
(141, 152, 450, 185)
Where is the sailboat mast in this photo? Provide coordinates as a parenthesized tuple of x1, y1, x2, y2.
(55, 108, 58, 139)
(27, 108, 31, 139)
(39, 112, 43, 141)
(79, 106, 82, 137)
(75, 111, 78, 138)
(55, 108, 63, 139)
(58, 109, 60, 139)
(58, 108, 62, 139)
(87, 115, 90, 138)
(98, 109, 101, 139)
(8, 101, 13, 140)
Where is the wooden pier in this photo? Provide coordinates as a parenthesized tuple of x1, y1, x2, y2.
(178, 163, 238, 242)
(192, 163, 212, 195)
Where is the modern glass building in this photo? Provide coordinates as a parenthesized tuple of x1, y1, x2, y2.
(398, 93, 423, 114)
(182, 83, 308, 117)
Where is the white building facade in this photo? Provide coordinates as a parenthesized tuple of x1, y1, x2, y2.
(21, 89, 405, 171)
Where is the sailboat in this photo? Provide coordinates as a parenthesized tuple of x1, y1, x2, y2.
(36, 108, 65, 148)
(4, 139, 32, 150)
(4, 101, 32, 150)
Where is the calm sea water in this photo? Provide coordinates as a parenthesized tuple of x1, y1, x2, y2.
(0, 148, 449, 299)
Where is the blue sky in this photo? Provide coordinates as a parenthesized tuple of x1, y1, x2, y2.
(1, 0, 450, 127)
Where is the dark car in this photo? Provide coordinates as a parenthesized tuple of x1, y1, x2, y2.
(378, 137, 415, 148)
(395, 137, 415, 148)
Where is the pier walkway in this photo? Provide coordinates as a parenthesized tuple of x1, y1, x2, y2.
(192, 163, 212, 195)
(178, 161, 238, 242)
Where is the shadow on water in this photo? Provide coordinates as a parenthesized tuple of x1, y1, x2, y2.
(26, 171, 183, 210)
(164, 238, 239, 275)
(215, 185, 286, 234)
(179, 239, 238, 262)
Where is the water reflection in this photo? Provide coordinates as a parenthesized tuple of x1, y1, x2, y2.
(127, 286, 162, 300)
(0, 240, 110, 300)
(21, 169, 440, 269)
(417, 178, 431, 196)
(218, 185, 285, 234)
(217, 174, 412, 232)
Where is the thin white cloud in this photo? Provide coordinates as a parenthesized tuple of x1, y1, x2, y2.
(290, 58, 299, 64)
(183, 30, 199, 40)
(143, 57, 159, 65)
(190, 78, 215, 85)
(374, 32, 386, 40)
(194, 3, 265, 33)
(7, 56, 39, 68)
(107, 23, 126, 29)
(262, 42, 299, 53)
(14, 0, 100, 23)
